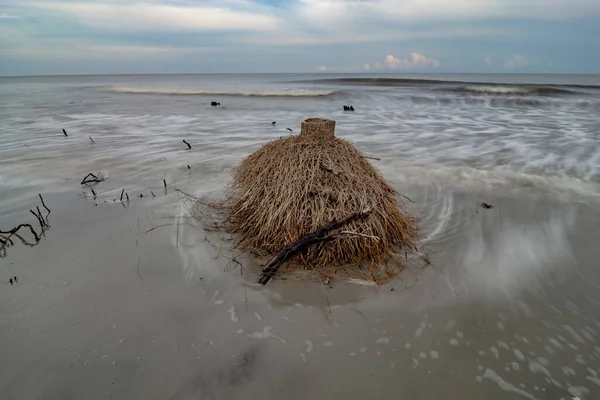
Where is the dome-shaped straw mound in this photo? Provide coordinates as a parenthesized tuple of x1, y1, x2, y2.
(219, 118, 417, 283)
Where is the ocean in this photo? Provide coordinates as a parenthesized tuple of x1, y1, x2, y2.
(1, 73, 599, 216)
(2, 74, 600, 399)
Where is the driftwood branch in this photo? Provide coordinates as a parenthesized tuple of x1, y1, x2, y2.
(364, 156, 381, 161)
(39, 194, 51, 214)
(257, 207, 372, 285)
(63, 129, 68, 137)
(183, 140, 192, 150)
(399, 193, 415, 203)
(1, 194, 50, 250)
(29, 210, 45, 230)
(89, 136, 95, 144)
(0, 224, 40, 242)
(81, 173, 104, 185)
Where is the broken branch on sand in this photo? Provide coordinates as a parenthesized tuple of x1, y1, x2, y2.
(183, 139, 192, 150)
(29, 210, 45, 230)
(39, 194, 51, 214)
(89, 136, 95, 144)
(0, 196, 50, 253)
(257, 207, 372, 285)
(0, 224, 41, 243)
(63, 129, 68, 137)
(81, 173, 104, 185)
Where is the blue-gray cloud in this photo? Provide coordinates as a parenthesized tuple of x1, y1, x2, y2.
(1, 0, 598, 75)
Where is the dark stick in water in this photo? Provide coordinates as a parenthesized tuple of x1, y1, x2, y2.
(183, 140, 192, 150)
(89, 136, 95, 143)
(120, 189, 125, 202)
(63, 129, 68, 137)
(29, 210, 45, 230)
(38, 194, 51, 214)
(80, 173, 103, 184)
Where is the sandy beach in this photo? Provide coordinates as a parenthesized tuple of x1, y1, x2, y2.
(2, 73, 600, 399)
(2, 181, 600, 399)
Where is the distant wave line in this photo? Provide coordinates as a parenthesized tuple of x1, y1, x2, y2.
(98, 87, 340, 97)
(304, 77, 599, 93)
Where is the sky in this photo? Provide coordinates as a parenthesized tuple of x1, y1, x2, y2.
(1, 0, 599, 76)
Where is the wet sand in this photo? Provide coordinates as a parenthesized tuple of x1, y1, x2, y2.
(2, 185, 600, 399)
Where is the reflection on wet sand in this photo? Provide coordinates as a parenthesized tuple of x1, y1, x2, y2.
(1, 184, 599, 399)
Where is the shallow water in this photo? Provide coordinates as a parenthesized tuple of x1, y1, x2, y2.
(1, 73, 599, 215)
(1, 73, 600, 399)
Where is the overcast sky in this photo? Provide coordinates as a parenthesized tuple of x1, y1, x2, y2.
(1, 0, 599, 76)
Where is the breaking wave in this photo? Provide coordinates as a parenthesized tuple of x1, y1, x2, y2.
(306, 77, 598, 96)
(98, 87, 339, 97)
(455, 85, 577, 96)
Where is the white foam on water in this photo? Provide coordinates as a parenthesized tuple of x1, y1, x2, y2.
(100, 86, 339, 97)
(305, 340, 313, 353)
(247, 327, 286, 344)
(480, 368, 537, 399)
(514, 349, 526, 361)
(228, 304, 239, 323)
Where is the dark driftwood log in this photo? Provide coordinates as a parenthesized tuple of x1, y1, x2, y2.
(257, 208, 372, 285)
(81, 173, 103, 185)
(89, 136, 95, 144)
(63, 129, 68, 137)
(183, 140, 192, 150)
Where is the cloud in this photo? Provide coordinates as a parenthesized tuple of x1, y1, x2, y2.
(504, 54, 530, 69)
(384, 53, 441, 69)
(32, 1, 280, 32)
(0, 0, 596, 74)
(363, 62, 383, 70)
(0, 12, 20, 19)
(296, 0, 600, 25)
(2, 38, 222, 60)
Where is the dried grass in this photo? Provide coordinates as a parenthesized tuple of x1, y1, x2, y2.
(203, 118, 418, 280)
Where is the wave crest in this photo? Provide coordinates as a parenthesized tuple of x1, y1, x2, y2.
(98, 87, 339, 97)
(458, 85, 576, 96)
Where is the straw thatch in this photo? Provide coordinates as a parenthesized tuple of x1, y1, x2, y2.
(213, 117, 417, 281)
